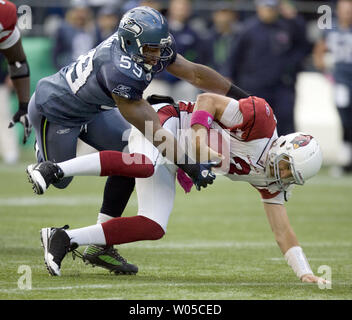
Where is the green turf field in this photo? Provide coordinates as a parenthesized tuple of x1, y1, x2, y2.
(0, 159, 351, 300)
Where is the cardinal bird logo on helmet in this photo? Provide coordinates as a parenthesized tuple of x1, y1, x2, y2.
(290, 134, 313, 149)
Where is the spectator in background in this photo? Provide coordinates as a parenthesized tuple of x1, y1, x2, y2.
(313, 0, 352, 174)
(94, 5, 120, 44)
(121, 0, 141, 13)
(0, 54, 19, 164)
(225, 0, 310, 136)
(143, 0, 204, 101)
(120, 0, 163, 14)
(53, 4, 96, 70)
(139, 0, 163, 12)
(207, 5, 240, 73)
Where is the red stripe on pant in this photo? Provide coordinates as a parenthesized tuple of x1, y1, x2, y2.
(102, 216, 165, 246)
(99, 150, 154, 178)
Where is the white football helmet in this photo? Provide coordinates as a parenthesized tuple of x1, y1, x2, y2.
(266, 132, 323, 192)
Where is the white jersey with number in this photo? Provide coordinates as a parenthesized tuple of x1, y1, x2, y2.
(152, 96, 287, 204)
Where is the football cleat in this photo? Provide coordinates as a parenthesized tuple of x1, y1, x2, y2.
(40, 225, 75, 276)
(26, 161, 64, 195)
(82, 245, 138, 275)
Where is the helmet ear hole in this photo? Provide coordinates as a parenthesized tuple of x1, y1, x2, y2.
(280, 141, 286, 148)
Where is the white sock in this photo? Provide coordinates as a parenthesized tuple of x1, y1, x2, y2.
(97, 212, 114, 224)
(58, 152, 101, 177)
(66, 224, 106, 246)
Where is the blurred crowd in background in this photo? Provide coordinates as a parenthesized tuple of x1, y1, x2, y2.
(1, 0, 352, 176)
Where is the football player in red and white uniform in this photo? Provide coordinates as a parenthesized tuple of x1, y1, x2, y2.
(28, 93, 327, 284)
(0, 0, 31, 143)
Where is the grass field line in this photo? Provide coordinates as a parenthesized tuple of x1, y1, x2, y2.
(2, 240, 351, 252)
(0, 196, 137, 207)
(122, 240, 352, 249)
(2, 281, 349, 294)
(267, 257, 348, 261)
(3, 240, 348, 250)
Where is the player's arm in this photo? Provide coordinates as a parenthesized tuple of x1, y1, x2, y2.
(1, 39, 31, 143)
(112, 94, 215, 190)
(190, 93, 232, 163)
(263, 202, 329, 283)
(1, 39, 30, 104)
(166, 54, 250, 100)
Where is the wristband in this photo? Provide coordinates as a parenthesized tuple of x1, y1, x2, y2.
(284, 246, 313, 279)
(190, 110, 214, 130)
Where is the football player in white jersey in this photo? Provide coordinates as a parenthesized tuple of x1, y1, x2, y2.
(28, 93, 327, 284)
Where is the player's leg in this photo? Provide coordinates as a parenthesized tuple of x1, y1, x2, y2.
(70, 164, 176, 244)
(40, 123, 177, 276)
(36, 149, 155, 275)
(40, 162, 176, 276)
(70, 109, 147, 274)
(27, 150, 155, 194)
(80, 125, 175, 273)
(79, 109, 135, 221)
(27, 94, 81, 192)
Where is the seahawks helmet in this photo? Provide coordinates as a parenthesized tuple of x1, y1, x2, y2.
(117, 6, 174, 71)
(266, 132, 323, 192)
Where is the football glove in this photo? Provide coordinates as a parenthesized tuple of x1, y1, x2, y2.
(8, 102, 32, 144)
(187, 161, 217, 191)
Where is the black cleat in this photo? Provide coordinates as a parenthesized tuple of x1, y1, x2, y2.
(40, 225, 74, 276)
(26, 161, 64, 195)
(82, 245, 138, 275)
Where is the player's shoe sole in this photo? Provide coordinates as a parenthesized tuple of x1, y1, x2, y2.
(40, 228, 60, 276)
(27, 164, 46, 195)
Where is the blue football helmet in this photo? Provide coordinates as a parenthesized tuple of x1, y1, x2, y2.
(117, 6, 174, 71)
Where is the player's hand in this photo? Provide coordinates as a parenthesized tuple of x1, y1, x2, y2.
(8, 102, 32, 144)
(192, 161, 217, 191)
(301, 274, 330, 284)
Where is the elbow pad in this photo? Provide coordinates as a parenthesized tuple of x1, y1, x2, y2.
(8, 59, 30, 79)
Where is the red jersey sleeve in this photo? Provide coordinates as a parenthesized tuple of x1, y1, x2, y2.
(0, 0, 18, 43)
(230, 96, 277, 141)
(157, 104, 179, 126)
